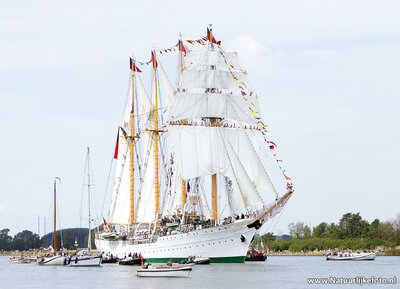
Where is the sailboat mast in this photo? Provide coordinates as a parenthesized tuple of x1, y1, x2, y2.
(130, 58, 135, 225)
(87, 147, 92, 252)
(53, 179, 56, 251)
(208, 25, 218, 221)
(153, 50, 160, 215)
(179, 35, 187, 216)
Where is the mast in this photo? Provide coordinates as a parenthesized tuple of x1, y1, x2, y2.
(208, 25, 218, 221)
(53, 177, 61, 252)
(130, 58, 135, 225)
(358, 226, 360, 251)
(153, 50, 160, 215)
(179, 34, 187, 216)
(87, 147, 92, 253)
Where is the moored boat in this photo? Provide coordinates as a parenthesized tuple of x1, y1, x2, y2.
(137, 265, 192, 278)
(38, 255, 66, 266)
(38, 177, 67, 266)
(193, 257, 210, 264)
(69, 148, 102, 267)
(118, 257, 144, 265)
(69, 253, 102, 267)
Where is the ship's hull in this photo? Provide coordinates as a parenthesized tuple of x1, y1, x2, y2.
(38, 255, 66, 266)
(95, 218, 257, 263)
(69, 256, 102, 267)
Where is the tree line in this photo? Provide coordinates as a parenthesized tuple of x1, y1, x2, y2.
(0, 228, 95, 251)
(260, 212, 400, 252)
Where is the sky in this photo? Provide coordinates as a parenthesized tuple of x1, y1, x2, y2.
(1, 0, 399, 237)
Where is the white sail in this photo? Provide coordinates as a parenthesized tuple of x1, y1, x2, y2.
(135, 131, 156, 223)
(179, 70, 250, 92)
(108, 92, 132, 225)
(136, 73, 153, 121)
(223, 135, 264, 208)
(168, 125, 267, 209)
(158, 62, 175, 110)
(185, 51, 243, 71)
(161, 152, 183, 217)
(168, 92, 259, 125)
(198, 179, 212, 220)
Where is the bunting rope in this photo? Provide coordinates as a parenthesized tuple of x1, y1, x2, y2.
(128, 28, 293, 187)
(216, 45, 293, 186)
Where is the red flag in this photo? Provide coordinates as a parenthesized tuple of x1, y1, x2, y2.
(151, 51, 158, 69)
(103, 218, 108, 226)
(207, 27, 221, 45)
(130, 58, 142, 72)
(140, 255, 144, 266)
(113, 130, 119, 159)
(178, 40, 188, 56)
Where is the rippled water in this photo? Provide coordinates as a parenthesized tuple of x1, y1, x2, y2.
(1, 255, 399, 289)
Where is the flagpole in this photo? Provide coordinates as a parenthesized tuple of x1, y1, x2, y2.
(179, 34, 187, 217)
(208, 24, 218, 221)
(153, 50, 160, 216)
(129, 57, 135, 225)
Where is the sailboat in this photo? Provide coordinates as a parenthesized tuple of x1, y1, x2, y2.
(38, 177, 66, 266)
(95, 26, 294, 263)
(69, 148, 102, 267)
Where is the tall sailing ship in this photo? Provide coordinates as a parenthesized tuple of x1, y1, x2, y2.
(95, 27, 294, 263)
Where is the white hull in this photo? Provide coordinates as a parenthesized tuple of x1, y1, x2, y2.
(69, 256, 102, 267)
(137, 267, 191, 277)
(96, 218, 257, 262)
(38, 255, 66, 265)
(327, 252, 376, 261)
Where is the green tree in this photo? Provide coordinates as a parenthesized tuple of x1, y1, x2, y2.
(327, 223, 340, 238)
(11, 237, 26, 251)
(304, 225, 312, 239)
(0, 228, 12, 251)
(338, 213, 369, 239)
(369, 219, 380, 239)
(313, 222, 328, 238)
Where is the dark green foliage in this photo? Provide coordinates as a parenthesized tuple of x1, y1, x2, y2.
(260, 212, 400, 252)
(0, 227, 93, 251)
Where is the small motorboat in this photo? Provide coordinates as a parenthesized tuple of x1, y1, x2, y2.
(101, 255, 118, 264)
(193, 257, 211, 264)
(9, 257, 20, 263)
(245, 253, 267, 262)
(137, 265, 192, 278)
(118, 257, 144, 265)
(326, 252, 376, 261)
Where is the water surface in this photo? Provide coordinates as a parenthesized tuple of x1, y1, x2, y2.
(1, 256, 398, 288)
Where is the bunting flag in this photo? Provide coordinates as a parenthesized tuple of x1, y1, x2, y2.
(130, 58, 142, 72)
(178, 40, 188, 56)
(217, 44, 293, 187)
(207, 27, 221, 45)
(151, 51, 158, 69)
(113, 130, 119, 159)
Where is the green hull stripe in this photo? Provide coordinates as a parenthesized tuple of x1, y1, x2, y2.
(145, 256, 245, 264)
